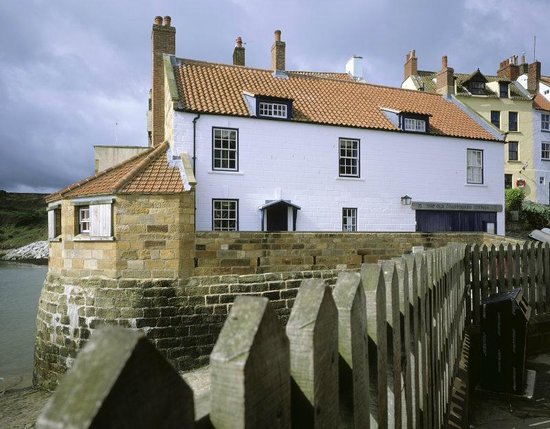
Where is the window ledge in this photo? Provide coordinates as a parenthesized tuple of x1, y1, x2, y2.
(73, 235, 115, 242)
(49, 237, 62, 242)
(541, 129, 550, 133)
(208, 170, 244, 176)
(336, 176, 364, 181)
(542, 158, 550, 162)
(507, 160, 521, 163)
(507, 130, 520, 134)
(465, 183, 487, 188)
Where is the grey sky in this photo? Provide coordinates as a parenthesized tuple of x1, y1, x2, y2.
(1, 0, 548, 193)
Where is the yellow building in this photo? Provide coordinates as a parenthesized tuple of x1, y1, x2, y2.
(402, 52, 538, 200)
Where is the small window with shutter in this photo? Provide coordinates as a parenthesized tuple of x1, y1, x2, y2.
(72, 198, 114, 240)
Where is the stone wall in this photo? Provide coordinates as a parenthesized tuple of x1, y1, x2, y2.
(193, 231, 521, 276)
(34, 269, 341, 389)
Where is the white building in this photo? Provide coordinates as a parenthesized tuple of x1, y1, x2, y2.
(146, 17, 506, 234)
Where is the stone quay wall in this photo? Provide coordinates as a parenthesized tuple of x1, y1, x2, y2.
(34, 270, 342, 389)
(193, 231, 521, 276)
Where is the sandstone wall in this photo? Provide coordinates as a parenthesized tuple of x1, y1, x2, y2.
(34, 270, 341, 389)
(193, 231, 521, 276)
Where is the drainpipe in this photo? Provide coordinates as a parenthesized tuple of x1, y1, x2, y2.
(192, 113, 201, 175)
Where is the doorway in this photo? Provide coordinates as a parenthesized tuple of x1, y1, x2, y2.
(266, 203, 288, 231)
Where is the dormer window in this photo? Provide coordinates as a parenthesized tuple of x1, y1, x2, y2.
(255, 97, 292, 120)
(470, 81, 485, 95)
(258, 101, 288, 118)
(499, 82, 509, 98)
(400, 114, 429, 133)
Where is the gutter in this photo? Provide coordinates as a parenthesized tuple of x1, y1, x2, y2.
(192, 114, 201, 175)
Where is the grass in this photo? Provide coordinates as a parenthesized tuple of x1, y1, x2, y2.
(0, 190, 48, 250)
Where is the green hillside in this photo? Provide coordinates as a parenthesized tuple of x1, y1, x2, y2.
(0, 190, 48, 250)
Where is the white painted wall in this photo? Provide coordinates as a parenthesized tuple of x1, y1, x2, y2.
(171, 112, 505, 234)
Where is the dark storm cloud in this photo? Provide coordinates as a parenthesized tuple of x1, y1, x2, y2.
(0, 0, 548, 192)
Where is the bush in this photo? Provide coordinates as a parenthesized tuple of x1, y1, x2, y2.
(505, 188, 525, 211)
(521, 200, 550, 229)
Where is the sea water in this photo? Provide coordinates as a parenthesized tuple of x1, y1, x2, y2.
(0, 261, 47, 390)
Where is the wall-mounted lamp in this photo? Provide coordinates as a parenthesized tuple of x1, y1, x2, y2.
(401, 195, 412, 205)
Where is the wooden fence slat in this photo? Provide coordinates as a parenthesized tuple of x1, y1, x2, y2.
(333, 272, 370, 429)
(481, 245, 489, 301)
(37, 327, 196, 429)
(522, 242, 530, 297)
(498, 244, 505, 292)
(362, 264, 388, 429)
(544, 244, 550, 314)
(287, 279, 339, 428)
(210, 296, 290, 428)
(381, 261, 403, 429)
(397, 257, 414, 429)
(472, 245, 481, 325)
(489, 244, 497, 295)
(506, 243, 514, 291)
(514, 243, 521, 289)
(529, 243, 537, 311)
(537, 243, 544, 315)
(464, 245, 472, 323)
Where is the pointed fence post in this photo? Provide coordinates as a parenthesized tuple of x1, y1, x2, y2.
(333, 271, 370, 428)
(210, 296, 290, 429)
(287, 278, 339, 428)
(362, 264, 388, 428)
(37, 327, 195, 429)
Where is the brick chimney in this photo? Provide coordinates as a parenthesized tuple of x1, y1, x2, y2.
(271, 30, 285, 71)
(150, 16, 176, 147)
(528, 61, 541, 93)
(519, 54, 528, 75)
(233, 37, 245, 66)
(404, 50, 418, 80)
(497, 56, 519, 81)
(436, 55, 454, 96)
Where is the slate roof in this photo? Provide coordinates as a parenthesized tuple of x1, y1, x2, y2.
(414, 70, 531, 100)
(46, 142, 184, 203)
(173, 59, 497, 141)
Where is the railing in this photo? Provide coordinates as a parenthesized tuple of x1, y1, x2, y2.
(38, 243, 470, 428)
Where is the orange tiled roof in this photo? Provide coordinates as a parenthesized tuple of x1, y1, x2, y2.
(173, 59, 498, 141)
(534, 93, 550, 112)
(46, 142, 184, 202)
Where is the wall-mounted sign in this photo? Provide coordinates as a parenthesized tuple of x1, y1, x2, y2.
(411, 201, 502, 212)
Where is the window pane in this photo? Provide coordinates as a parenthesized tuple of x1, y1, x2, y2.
(339, 138, 359, 177)
(467, 149, 483, 184)
(212, 200, 238, 231)
(213, 128, 238, 171)
(342, 208, 357, 231)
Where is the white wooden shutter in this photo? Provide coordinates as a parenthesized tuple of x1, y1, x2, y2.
(47, 210, 56, 239)
(90, 203, 112, 237)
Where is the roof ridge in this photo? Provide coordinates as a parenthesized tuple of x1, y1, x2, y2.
(111, 141, 169, 192)
(46, 145, 155, 202)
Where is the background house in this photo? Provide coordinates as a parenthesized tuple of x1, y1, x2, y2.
(402, 52, 550, 204)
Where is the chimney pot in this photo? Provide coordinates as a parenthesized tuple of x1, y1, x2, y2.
(274, 30, 281, 42)
(233, 36, 245, 66)
(442, 55, 448, 69)
(154, 16, 162, 25)
(236, 36, 242, 48)
(163, 16, 172, 27)
(271, 29, 285, 71)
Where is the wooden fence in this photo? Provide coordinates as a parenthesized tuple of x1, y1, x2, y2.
(38, 243, 471, 428)
(465, 242, 550, 325)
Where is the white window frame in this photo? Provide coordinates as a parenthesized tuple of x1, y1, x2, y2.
(342, 208, 357, 232)
(542, 113, 550, 131)
(403, 117, 426, 132)
(212, 199, 238, 231)
(542, 142, 550, 160)
(212, 128, 238, 171)
(467, 149, 483, 184)
(339, 138, 360, 177)
(258, 101, 288, 119)
(79, 206, 90, 234)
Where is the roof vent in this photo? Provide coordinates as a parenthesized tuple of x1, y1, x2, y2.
(272, 70, 289, 79)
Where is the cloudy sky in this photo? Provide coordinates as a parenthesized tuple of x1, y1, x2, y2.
(1, 0, 548, 193)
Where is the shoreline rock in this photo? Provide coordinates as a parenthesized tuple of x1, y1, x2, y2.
(0, 241, 49, 263)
